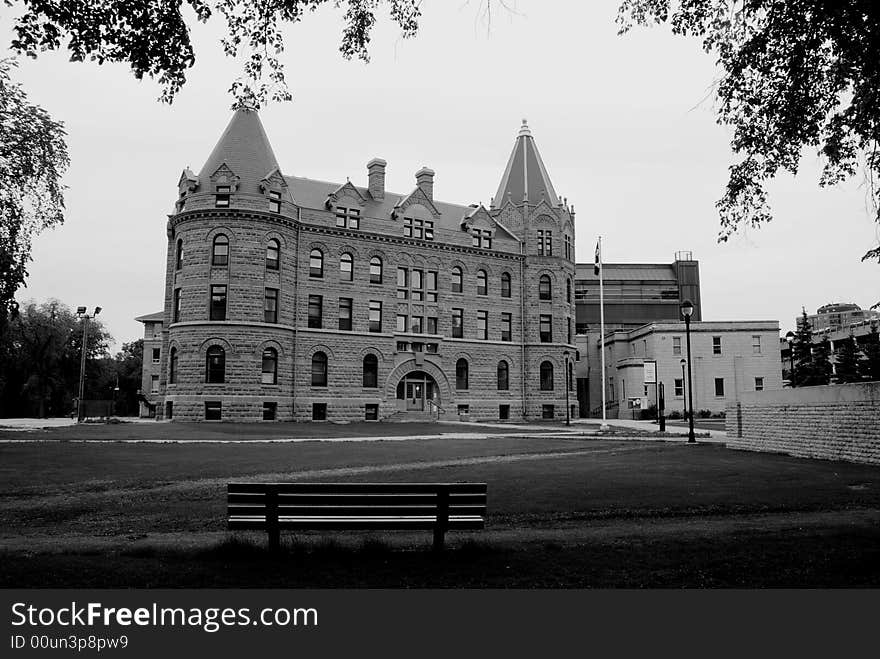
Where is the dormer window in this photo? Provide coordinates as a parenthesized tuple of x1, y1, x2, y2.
(215, 186, 231, 208)
(472, 229, 493, 249)
(268, 191, 281, 213)
(404, 217, 434, 240)
(335, 207, 360, 229)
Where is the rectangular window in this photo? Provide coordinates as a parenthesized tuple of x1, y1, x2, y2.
(752, 335, 762, 354)
(397, 267, 408, 299)
(499, 404, 510, 420)
(714, 377, 725, 397)
(477, 310, 488, 340)
(365, 404, 379, 421)
(150, 374, 159, 393)
(165, 401, 173, 419)
(312, 403, 327, 421)
(369, 301, 382, 333)
(755, 377, 764, 391)
(335, 206, 360, 229)
(457, 405, 470, 415)
(568, 317, 572, 344)
(426, 271, 438, 302)
(262, 402, 277, 421)
(335, 208, 347, 227)
(472, 229, 493, 249)
(210, 284, 227, 321)
(501, 313, 512, 341)
(424, 220, 434, 240)
(542, 404, 555, 420)
(396, 314, 408, 333)
(215, 185, 230, 208)
(205, 401, 222, 421)
(539, 314, 552, 343)
(396, 341, 409, 352)
(339, 298, 352, 331)
(308, 295, 322, 329)
(173, 289, 181, 323)
(672, 336, 681, 355)
(403, 217, 433, 240)
(409, 316, 422, 334)
(713, 336, 722, 355)
(674, 378, 684, 397)
(152, 348, 160, 364)
(411, 269, 424, 301)
(452, 308, 463, 338)
(426, 316, 438, 335)
(537, 229, 545, 256)
(268, 190, 281, 213)
(264, 288, 278, 323)
(426, 343, 438, 354)
(545, 230, 553, 256)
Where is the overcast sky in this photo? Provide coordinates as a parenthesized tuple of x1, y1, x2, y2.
(4, 1, 878, 349)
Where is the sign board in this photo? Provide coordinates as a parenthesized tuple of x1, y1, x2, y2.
(643, 361, 657, 384)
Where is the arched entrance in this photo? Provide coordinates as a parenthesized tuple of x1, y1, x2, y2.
(395, 371, 440, 412)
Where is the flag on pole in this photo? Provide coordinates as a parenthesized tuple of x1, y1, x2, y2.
(594, 241, 601, 276)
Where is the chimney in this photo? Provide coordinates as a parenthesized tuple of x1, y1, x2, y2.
(367, 158, 386, 201)
(415, 166, 435, 201)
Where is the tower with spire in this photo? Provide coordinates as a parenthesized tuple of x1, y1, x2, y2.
(148, 111, 577, 422)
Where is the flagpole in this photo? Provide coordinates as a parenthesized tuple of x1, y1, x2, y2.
(598, 236, 608, 429)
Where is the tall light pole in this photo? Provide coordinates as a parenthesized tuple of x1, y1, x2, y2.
(680, 300, 696, 443)
(785, 330, 796, 386)
(563, 350, 571, 426)
(76, 306, 102, 422)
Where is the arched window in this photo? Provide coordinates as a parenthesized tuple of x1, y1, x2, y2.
(540, 361, 554, 391)
(451, 266, 463, 293)
(501, 272, 511, 298)
(311, 351, 327, 387)
(477, 270, 487, 296)
(566, 278, 572, 304)
(261, 348, 278, 385)
(206, 346, 225, 383)
(539, 274, 552, 301)
(266, 239, 280, 270)
(456, 358, 469, 390)
(362, 354, 378, 388)
(212, 234, 229, 266)
(168, 347, 178, 384)
(340, 253, 353, 281)
(175, 239, 183, 270)
(369, 257, 383, 284)
(497, 360, 509, 391)
(309, 249, 323, 278)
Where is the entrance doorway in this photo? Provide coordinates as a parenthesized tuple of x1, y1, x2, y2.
(396, 371, 439, 412)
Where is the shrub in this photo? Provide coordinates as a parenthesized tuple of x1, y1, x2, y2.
(668, 410, 682, 420)
(698, 409, 712, 418)
(639, 403, 658, 420)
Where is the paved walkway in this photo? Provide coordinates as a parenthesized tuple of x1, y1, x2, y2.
(593, 418, 727, 441)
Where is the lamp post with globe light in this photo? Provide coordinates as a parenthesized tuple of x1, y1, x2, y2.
(680, 300, 696, 443)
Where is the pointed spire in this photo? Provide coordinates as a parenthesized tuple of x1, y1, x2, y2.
(493, 119, 560, 208)
(197, 109, 284, 197)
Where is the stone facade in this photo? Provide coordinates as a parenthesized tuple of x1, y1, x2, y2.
(142, 111, 577, 422)
(725, 382, 880, 465)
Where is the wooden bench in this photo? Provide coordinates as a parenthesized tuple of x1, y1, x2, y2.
(227, 482, 487, 551)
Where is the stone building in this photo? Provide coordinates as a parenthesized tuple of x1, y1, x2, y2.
(139, 110, 577, 422)
(135, 311, 164, 417)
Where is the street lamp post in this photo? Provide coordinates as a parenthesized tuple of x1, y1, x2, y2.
(680, 300, 696, 443)
(75, 306, 102, 423)
(785, 330, 796, 386)
(563, 350, 571, 427)
(680, 358, 687, 419)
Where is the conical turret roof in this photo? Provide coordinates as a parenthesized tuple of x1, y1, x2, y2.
(493, 119, 560, 207)
(197, 109, 283, 196)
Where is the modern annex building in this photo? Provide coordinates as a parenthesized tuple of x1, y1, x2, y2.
(139, 110, 578, 422)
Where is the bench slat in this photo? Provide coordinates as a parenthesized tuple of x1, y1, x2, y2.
(228, 505, 487, 517)
(228, 493, 487, 506)
(228, 516, 485, 531)
(228, 482, 487, 495)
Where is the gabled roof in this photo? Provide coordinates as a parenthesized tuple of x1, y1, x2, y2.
(492, 120, 561, 208)
(198, 109, 286, 198)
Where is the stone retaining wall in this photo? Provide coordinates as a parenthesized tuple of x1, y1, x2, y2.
(725, 382, 880, 465)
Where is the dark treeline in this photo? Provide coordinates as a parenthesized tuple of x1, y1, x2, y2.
(0, 299, 143, 418)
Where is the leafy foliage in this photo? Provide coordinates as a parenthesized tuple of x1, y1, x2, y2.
(7, 0, 422, 108)
(859, 323, 880, 381)
(617, 0, 880, 281)
(833, 334, 862, 383)
(0, 59, 69, 334)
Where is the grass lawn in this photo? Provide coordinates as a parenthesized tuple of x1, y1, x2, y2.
(1, 430, 878, 587)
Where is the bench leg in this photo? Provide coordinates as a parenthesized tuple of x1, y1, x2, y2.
(268, 527, 281, 553)
(433, 527, 445, 552)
